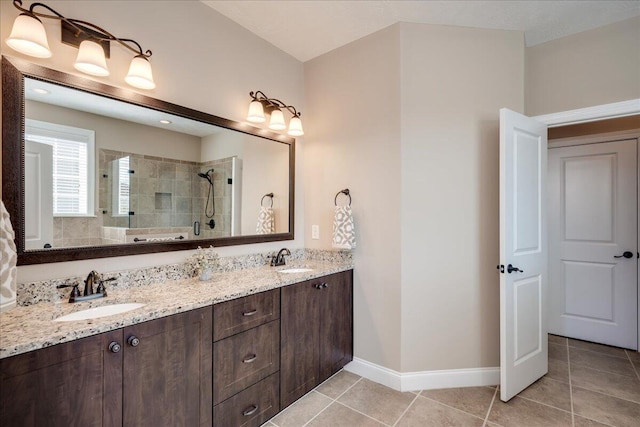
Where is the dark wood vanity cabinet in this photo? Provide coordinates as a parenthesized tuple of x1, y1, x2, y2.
(0, 329, 123, 427)
(280, 270, 353, 409)
(0, 307, 212, 427)
(123, 307, 212, 426)
(213, 289, 281, 427)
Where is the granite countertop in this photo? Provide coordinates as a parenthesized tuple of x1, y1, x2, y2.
(0, 260, 352, 359)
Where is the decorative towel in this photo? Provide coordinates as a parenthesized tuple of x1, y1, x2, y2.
(332, 205, 356, 250)
(256, 207, 275, 234)
(0, 200, 18, 313)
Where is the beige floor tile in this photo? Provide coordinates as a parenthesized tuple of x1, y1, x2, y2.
(547, 358, 570, 383)
(549, 343, 568, 361)
(518, 377, 571, 411)
(573, 415, 613, 427)
(306, 402, 384, 427)
(568, 339, 628, 359)
(488, 396, 572, 427)
(395, 395, 484, 427)
(570, 364, 640, 403)
(569, 346, 637, 377)
(271, 391, 332, 427)
(420, 386, 495, 418)
(315, 370, 361, 399)
(572, 386, 640, 427)
(338, 378, 414, 425)
(626, 349, 640, 363)
(261, 423, 277, 427)
(549, 334, 567, 345)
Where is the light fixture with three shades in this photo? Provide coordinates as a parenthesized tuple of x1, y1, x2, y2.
(5, 0, 156, 90)
(247, 91, 304, 136)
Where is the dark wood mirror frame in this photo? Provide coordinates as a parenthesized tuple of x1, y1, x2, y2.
(2, 56, 295, 265)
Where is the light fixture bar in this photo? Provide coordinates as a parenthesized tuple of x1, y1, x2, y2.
(248, 90, 304, 136)
(11, 0, 152, 60)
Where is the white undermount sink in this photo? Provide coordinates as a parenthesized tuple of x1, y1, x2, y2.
(278, 268, 314, 274)
(54, 303, 146, 322)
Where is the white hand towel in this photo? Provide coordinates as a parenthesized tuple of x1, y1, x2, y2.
(0, 200, 18, 313)
(256, 207, 275, 234)
(332, 205, 356, 250)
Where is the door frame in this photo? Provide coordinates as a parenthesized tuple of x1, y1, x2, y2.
(533, 98, 640, 351)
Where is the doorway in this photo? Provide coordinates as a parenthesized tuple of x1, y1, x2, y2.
(547, 134, 638, 349)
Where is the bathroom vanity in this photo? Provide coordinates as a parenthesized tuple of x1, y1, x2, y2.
(0, 264, 353, 427)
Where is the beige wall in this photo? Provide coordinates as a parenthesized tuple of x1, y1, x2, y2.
(1, 0, 304, 282)
(399, 23, 524, 371)
(304, 25, 403, 370)
(526, 16, 640, 116)
(26, 100, 202, 161)
(305, 23, 523, 373)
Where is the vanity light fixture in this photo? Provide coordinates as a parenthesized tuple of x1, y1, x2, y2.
(5, 0, 156, 90)
(247, 91, 304, 136)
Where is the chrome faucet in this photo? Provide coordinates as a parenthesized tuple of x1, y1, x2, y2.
(57, 270, 116, 303)
(271, 248, 291, 267)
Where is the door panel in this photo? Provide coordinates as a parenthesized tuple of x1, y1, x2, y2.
(548, 139, 638, 349)
(499, 108, 548, 402)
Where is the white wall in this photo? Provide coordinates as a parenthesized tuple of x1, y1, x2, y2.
(525, 16, 640, 116)
(1, 0, 304, 282)
(305, 25, 403, 371)
(399, 23, 524, 371)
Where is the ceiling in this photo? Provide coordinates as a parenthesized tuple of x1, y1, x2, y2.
(25, 79, 224, 137)
(203, 0, 640, 62)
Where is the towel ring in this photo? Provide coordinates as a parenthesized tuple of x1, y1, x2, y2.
(261, 193, 274, 207)
(334, 189, 351, 206)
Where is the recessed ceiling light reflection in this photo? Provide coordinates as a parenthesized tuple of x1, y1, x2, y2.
(33, 88, 50, 95)
(159, 119, 172, 124)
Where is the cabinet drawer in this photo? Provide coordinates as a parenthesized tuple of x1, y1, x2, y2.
(214, 289, 280, 341)
(214, 320, 280, 404)
(214, 372, 279, 427)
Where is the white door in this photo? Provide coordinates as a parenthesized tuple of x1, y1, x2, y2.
(548, 139, 638, 349)
(25, 141, 54, 250)
(499, 108, 548, 402)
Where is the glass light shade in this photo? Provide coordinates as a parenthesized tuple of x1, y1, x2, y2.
(247, 100, 266, 123)
(287, 116, 304, 136)
(74, 40, 109, 76)
(125, 55, 156, 90)
(5, 14, 52, 58)
(269, 109, 286, 131)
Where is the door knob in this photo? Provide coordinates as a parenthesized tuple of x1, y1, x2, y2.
(614, 251, 634, 259)
(127, 335, 140, 347)
(507, 264, 523, 274)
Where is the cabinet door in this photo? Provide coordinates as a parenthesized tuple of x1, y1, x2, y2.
(123, 306, 212, 427)
(319, 270, 354, 382)
(280, 279, 320, 409)
(0, 330, 123, 427)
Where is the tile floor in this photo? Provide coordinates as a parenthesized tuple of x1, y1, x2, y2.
(263, 335, 640, 427)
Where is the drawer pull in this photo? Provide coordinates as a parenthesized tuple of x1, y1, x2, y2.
(243, 309, 258, 316)
(242, 354, 257, 363)
(242, 404, 259, 416)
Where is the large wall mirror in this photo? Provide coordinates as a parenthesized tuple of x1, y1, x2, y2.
(2, 56, 295, 265)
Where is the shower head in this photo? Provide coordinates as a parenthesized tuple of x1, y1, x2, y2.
(198, 168, 214, 183)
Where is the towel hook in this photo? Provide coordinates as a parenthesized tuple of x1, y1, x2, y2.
(261, 193, 274, 207)
(334, 189, 351, 206)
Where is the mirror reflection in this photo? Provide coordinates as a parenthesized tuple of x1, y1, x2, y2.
(24, 78, 290, 250)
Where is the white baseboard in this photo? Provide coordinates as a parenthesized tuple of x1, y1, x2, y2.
(344, 357, 500, 392)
